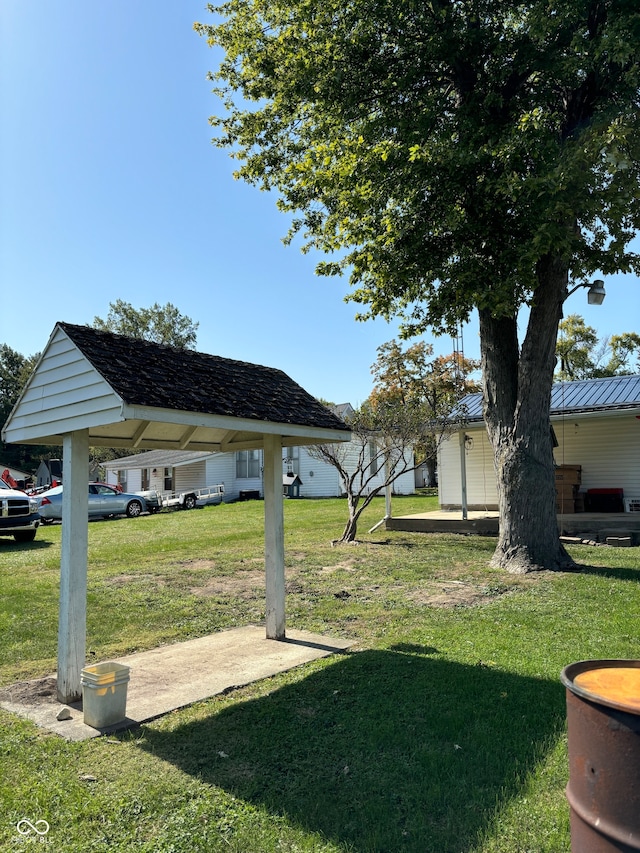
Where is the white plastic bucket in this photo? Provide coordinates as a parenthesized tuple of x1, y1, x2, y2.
(80, 662, 130, 728)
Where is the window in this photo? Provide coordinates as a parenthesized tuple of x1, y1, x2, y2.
(236, 450, 261, 479)
(164, 467, 173, 492)
(117, 470, 128, 490)
(95, 484, 118, 496)
(141, 468, 150, 491)
(283, 446, 300, 475)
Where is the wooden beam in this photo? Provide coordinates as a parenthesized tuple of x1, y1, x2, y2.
(178, 425, 198, 449)
(122, 404, 352, 443)
(131, 420, 151, 447)
(57, 430, 89, 703)
(87, 437, 223, 451)
(263, 433, 285, 639)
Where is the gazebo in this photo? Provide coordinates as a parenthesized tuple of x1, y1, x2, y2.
(2, 323, 351, 703)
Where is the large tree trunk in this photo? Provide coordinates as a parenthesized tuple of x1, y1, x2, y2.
(425, 456, 438, 488)
(479, 255, 576, 573)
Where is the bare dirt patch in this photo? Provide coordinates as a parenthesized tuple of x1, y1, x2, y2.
(0, 676, 58, 705)
(190, 570, 265, 598)
(407, 581, 498, 608)
(320, 560, 358, 575)
(176, 559, 218, 571)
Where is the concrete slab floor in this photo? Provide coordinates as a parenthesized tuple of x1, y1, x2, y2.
(0, 626, 354, 742)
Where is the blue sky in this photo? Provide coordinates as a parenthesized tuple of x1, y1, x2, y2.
(2, 1, 638, 405)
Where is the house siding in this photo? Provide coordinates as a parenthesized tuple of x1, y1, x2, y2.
(439, 412, 640, 509)
(205, 453, 237, 499)
(298, 452, 340, 497)
(3, 328, 123, 443)
(126, 469, 143, 493)
(107, 468, 142, 492)
(553, 413, 640, 499)
(175, 461, 207, 493)
(104, 440, 417, 502)
(438, 428, 498, 510)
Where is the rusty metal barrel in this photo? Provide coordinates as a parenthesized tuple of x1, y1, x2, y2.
(561, 660, 640, 852)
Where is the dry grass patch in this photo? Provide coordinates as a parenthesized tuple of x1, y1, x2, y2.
(190, 571, 265, 599)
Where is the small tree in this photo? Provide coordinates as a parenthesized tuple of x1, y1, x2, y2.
(308, 401, 434, 542)
(93, 300, 199, 349)
(369, 340, 480, 486)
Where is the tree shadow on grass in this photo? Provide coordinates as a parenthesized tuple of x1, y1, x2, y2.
(139, 649, 567, 853)
(573, 563, 640, 582)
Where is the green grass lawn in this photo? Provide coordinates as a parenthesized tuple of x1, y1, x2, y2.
(1, 494, 639, 852)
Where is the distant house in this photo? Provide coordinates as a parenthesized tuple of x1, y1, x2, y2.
(104, 404, 416, 501)
(35, 457, 101, 487)
(0, 464, 33, 490)
(438, 374, 640, 511)
(35, 458, 63, 488)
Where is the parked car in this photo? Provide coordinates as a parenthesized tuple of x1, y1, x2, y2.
(134, 489, 162, 512)
(37, 483, 148, 522)
(0, 478, 41, 542)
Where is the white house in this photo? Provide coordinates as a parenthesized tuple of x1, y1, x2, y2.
(104, 408, 417, 501)
(438, 374, 640, 511)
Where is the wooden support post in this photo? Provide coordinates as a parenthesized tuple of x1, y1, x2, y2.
(57, 430, 89, 703)
(459, 429, 468, 521)
(263, 434, 285, 639)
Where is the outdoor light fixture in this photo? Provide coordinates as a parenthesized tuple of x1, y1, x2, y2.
(565, 279, 606, 305)
(586, 279, 606, 305)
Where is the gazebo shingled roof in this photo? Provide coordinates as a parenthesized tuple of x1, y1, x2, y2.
(59, 322, 347, 432)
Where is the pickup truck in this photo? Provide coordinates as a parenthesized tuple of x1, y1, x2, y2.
(0, 478, 40, 542)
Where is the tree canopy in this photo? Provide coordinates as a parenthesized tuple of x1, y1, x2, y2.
(369, 339, 480, 485)
(369, 340, 480, 417)
(197, 0, 640, 333)
(93, 300, 199, 349)
(197, 0, 640, 572)
(0, 345, 46, 470)
(556, 314, 640, 379)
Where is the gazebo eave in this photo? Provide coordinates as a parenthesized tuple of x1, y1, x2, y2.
(4, 404, 351, 453)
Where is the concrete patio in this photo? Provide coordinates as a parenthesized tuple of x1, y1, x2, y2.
(0, 626, 353, 741)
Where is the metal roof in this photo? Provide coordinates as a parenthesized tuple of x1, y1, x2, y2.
(103, 449, 214, 471)
(455, 374, 640, 423)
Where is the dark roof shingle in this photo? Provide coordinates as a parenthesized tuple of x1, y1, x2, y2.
(59, 323, 349, 433)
